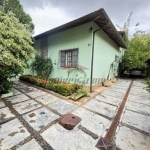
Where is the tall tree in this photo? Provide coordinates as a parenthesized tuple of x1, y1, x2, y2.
(123, 30, 150, 69)
(0, 11, 35, 93)
(119, 13, 150, 69)
(0, 0, 34, 34)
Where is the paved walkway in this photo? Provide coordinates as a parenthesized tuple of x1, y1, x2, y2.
(0, 79, 150, 150)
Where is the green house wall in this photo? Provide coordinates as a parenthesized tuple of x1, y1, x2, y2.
(92, 23, 122, 82)
(25, 21, 125, 85)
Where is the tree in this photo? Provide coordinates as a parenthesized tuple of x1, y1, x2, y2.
(0, 11, 36, 94)
(123, 30, 150, 69)
(119, 12, 150, 70)
(0, 0, 34, 33)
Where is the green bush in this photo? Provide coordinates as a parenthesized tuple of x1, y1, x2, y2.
(0, 65, 23, 94)
(30, 55, 53, 79)
(19, 75, 81, 96)
(146, 78, 150, 92)
(77, 89, 88, 97)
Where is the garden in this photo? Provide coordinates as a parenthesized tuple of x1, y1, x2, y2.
(0, 7, 88, 100)
(19, 54, 88, 99)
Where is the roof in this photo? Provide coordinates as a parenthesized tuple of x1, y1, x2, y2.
(34, 8, 127, 48)
(118, 31, 126, 38)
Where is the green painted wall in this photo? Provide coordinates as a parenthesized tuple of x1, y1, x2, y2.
(92, 22, 123, 82)
(27, 22, 93, 84)
(48, 22, 93, 83)
(25, 21, 125, 85)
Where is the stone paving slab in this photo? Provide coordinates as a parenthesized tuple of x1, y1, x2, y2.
(35, 94, 60, 105)
(84, 99, 117, 118)
(108, 87, 126, 93)
(41, 124, 98, 150)
(11, 88, 21, 96)
(118, 81, 130, 84)
(129, 92, 150, 99)
(128, 95, 150, 105)
(115, 126, 150, 150)
(95, 95, 122, 106)
(72, 108, 110, 136)
(130, 89, 149, 94)
(7, 94, 30, 104)
(126, 101, 150, 116)
(0, 107, 15, 123)
(23, 107, 60, 131)
(19, 86, 38, 93)
(0, 101, 5, 108)
(113, 83, 130, 88)
(14, 83, 28, 89)
(101, 91, 125, 99)
(13, 100, 42, 114)
(111, 85, 128, 90)
(0, 119, 30, 149)
(48, 100, 76, 115)
(130, 87, 148, 92)
(26, 90, 47, 98)
(17, 139, 43, 150)
(122, 110, 150, 134)
(132, 83, 147, 88)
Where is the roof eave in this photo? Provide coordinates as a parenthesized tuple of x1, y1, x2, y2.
(34, 8, 127, 49)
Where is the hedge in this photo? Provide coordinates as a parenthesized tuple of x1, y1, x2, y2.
(19, 75, 81, 96)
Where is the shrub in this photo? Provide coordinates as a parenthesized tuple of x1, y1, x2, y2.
(30, 55, 53, 79)
(77, 89, 88, 97)
(0, 11, 35, 94)
(19, 75, 81, 96)
(0, 65, 23, 94)
(146, 78, 150, 92)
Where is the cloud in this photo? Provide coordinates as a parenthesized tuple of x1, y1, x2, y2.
(20, 0, 150, 35)
(22, 3, 72, 35)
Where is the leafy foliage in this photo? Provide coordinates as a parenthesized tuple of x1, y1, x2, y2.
(119, 12, 150, 70)
(0, 0, 34, 33)
(67, 65, 87, 78)
(123, 30, 150, 69)
(30, 55, 53, 79)
(77, 89, 88, 97)
(145, 78, 150, 92)
(0, 11, 35, 67)
(0, 11, 35, 93)
(0, 65, 23, 94)
(19, 75, 81, 96)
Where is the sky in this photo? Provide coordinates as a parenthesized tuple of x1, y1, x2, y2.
(20, 0, 150, 36)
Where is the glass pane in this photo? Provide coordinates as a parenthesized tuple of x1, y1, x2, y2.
(72, 50, 77, 55)
(61, 61, 65, 67)
(61, 51, 65, 56)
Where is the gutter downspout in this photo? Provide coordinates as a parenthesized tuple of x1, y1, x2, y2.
(90, 22, 110, 93)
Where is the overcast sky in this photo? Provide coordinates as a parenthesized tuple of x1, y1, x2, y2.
(20, 0, 150, 36)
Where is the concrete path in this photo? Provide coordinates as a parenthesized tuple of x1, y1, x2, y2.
(0, 79, 150, 150)
(115, 80, 150, 150)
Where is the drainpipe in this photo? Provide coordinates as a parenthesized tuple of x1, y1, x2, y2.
(90, 22, 110, 92)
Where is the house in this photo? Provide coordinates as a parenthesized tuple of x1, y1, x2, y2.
(25, 8, 126, 91)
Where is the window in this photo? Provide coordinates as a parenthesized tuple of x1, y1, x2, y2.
(60, 49, 78, 67)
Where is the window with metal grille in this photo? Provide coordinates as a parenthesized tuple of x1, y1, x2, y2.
(60, 49, 78, 67)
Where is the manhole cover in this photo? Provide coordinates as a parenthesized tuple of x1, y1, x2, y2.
(95, 137, 116, 150)
(59, 114, 81, 130)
